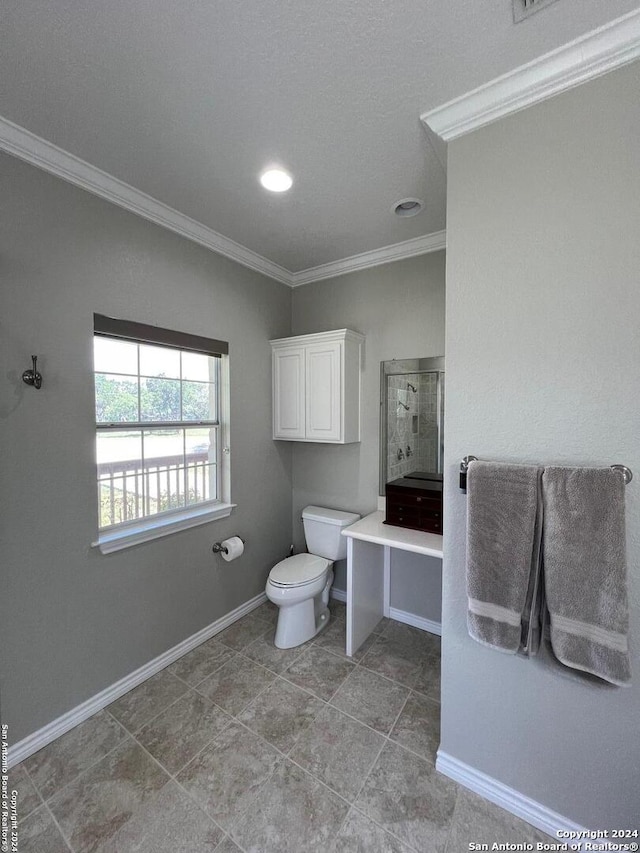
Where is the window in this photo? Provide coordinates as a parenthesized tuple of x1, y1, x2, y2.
(92, 315, 232, 553)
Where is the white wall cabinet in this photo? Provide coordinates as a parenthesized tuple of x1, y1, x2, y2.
(271, 329, 364, 443)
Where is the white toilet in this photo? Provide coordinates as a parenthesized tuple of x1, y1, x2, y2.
(266, 505, 360, 649)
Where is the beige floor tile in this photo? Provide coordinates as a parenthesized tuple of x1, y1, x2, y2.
(242, 627, 309, 674)
(96, 781, 223, 852)
(358, 635, 423, 688)
(314, 618, 377, 662)
(413, 653, 441, 702)
(167, 638, 236, 686)
(251, 601, 279, 626)
(355, 741, 458, 852)
(283, 646, 355, 701)
(7, 762, 41, 822)
(230, 760, 349, 853)
(332, 808, 415, 852)
(237, 678, 323, 753)
(290, 705, 385, 802)
(48, 739, 170, 853)
(214, 836, 243, 852)
(176, 721, 282, 832)
(330, 668, 410, 734)
(390, 692, 441, 762)
(445, 788, 551, 853)
(24, 711, 127, 801)
(107, 669, 188, 733)
(137, 690, 232, 775)
(217, 612, 272, 651)
(197, 655, 275, 715)
(16, 806, 70, 853)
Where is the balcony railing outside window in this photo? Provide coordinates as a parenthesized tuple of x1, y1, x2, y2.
(97, 448, 217, 528)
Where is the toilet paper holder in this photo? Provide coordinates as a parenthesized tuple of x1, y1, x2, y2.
(212, 538, 245, 555)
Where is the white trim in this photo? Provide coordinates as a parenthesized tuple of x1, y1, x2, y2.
(0, 113, 448, 287)
(336, 591, 439, 624)
(92, 501, 236, 554)
(389, 606, 441, 636)
(0, 115, 292, 285)
(332, 589, 442, 636)
(269, 328, 364, 348)
(7, 591, 267, 768)
(291, 231, 447, 287)
(422, 8, 640, 141)
(436, 750, 587, 840)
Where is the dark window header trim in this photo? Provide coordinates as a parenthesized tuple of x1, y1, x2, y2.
(94, 314, 228, 356)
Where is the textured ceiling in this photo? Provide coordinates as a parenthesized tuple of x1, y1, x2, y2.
(1, 0, 637, 273)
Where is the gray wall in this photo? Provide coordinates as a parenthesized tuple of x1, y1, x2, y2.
(291, 253, 446, 592)
(443, 62, 640, 826)
(390, 551, 442, 625)
(0, 154, 293, 742)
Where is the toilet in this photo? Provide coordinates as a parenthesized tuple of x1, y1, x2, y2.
(266, 505, 360, 649)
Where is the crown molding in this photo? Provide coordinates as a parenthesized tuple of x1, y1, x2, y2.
(422, 8, 640, 141)
(291, 230, 447, 287)
(0, 113, 447, 287)
(0, 115, 292, 285)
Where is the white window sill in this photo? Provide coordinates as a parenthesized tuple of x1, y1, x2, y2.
(92, 502, 236, 554)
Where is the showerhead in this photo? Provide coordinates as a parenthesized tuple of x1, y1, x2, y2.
(407, 382, 417, 393)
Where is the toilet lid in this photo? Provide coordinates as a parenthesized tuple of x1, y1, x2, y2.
(269, 553, 330, 587)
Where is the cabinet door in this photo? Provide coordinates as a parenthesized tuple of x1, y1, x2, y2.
(305, 341, 342, 442)
(273, 346, 306, 439)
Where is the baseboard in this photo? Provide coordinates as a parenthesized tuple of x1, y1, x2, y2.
(436, 750, 587, 840)
(8, 591, 267, 768)
(389, 607, 441, 636)
(330, 591, 442, 637)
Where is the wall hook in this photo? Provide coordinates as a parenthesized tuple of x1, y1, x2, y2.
(22, 355, 43, 390)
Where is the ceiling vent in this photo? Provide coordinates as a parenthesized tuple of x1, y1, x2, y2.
(513, 0, 560, 23)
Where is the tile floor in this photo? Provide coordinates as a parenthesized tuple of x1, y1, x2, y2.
(11, 600, 549, 853)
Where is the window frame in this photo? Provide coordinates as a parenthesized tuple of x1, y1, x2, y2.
(91, 315, 233, 554)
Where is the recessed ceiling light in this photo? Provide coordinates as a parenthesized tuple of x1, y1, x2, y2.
(392, 198, 424, 217)
(260, 168, 293, 193)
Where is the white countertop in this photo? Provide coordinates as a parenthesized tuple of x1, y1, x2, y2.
(342, 511, 444, 558)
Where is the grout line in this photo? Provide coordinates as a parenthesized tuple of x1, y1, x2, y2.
(184, 651, 244, 694)
(17, 765, 76, 852)
(168, 646, 239, 691)
(124, 727, 229, 841)
(162, 715, 236, 780)
(114, 684, 195, 736)
(347, 802, 425, 853)
(332, 803, 356, 845)
(349, 728, 388, 808)
(42, 800, 76, 852)
(28, 619, 444, 852)
(16, 762, 47, 821)
(192, 659, 279, 718)
(30, 725, 132, 807)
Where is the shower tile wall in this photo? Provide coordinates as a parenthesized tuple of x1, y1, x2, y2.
(386, 372, 440, 483)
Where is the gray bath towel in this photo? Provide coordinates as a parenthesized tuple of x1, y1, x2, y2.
(542, 467, 631, 686)
(466, 461, 543, 653)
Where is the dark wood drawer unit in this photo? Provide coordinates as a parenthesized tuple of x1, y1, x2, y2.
(385, 474, 443, 534)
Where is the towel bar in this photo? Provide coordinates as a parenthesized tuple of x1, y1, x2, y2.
(459, 457, 632, 492)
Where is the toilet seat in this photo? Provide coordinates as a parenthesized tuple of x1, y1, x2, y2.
(269, 553, 331, 587)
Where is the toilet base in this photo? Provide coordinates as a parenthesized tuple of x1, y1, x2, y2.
(268, 569, 334, 649)
(274, 601, 331, 649)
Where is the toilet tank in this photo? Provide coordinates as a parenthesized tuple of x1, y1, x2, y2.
(302, 506, 360, 561)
